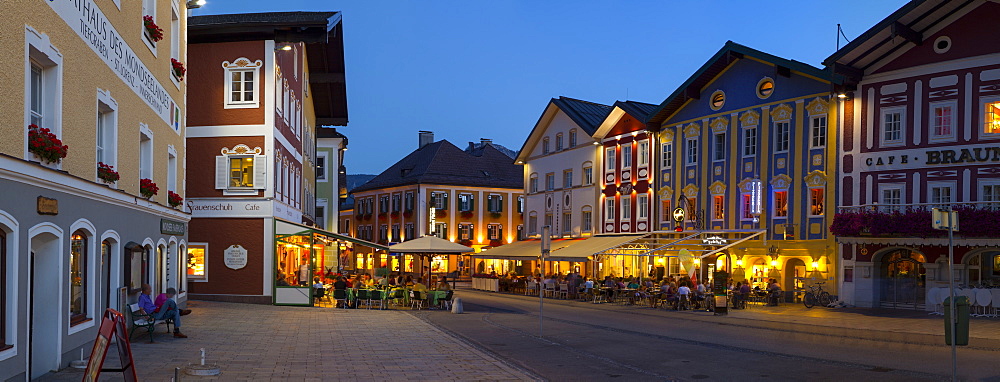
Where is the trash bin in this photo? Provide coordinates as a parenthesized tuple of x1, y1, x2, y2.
(943, 296, 969, 346)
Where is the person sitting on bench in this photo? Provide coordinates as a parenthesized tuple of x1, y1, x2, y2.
(138, 284, 187, 338)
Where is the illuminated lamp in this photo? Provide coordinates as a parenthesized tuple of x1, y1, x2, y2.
(693, 258, 700, 266)
(770, 260, 778, 267)
(674, 225, 683, 232)
(811, 261, 820, 270)
(736, 259, 744, 267)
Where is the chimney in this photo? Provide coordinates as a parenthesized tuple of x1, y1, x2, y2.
(480, 138, 492, 146)
(418, 131, 434, 149)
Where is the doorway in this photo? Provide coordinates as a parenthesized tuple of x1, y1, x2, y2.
(878, 249, 926, 309)
(29, 231, 62, 379)
(785, 258, 806, 291)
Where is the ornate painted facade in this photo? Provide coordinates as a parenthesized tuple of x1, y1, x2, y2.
(647, 42, 839, 293)
(827, 0, 1000, 309)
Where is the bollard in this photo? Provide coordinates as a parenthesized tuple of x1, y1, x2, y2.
(451, 297, 464, 314)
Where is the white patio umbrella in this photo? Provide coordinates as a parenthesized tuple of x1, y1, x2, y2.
(388, 235, 474, 285)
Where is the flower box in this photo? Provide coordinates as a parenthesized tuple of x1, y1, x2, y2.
(170, 58, 186, 81)
(490, 212, 502, 219)
(831, 206, 1000, 238)
(460, 211, 474, 219)
(403, 211, 413, 218)
(140, 178, 159, 199)
(435, 209, 447, 218)
(97, 162, 120, 184)
(143, 15, 163, 43)
(168, 191, 183, 208)
(489, 239, 504, 247)
(28, 124, 68, 164)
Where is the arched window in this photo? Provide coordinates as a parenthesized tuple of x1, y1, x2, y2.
(101, 240, 112, 312)
(70, 230, 88, 323)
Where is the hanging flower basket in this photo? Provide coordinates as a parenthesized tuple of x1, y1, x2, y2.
(170, 58, 186, 81)
(28, 124, 68, 164)
(143, 15, 164, 42)
(140, 178, 159, 199)
(97, 162, 120, 184)
(168, 191, 183, 208)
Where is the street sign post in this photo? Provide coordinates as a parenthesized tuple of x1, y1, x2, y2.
(539, 226, 551, 337)
(932, 207, 960, 382)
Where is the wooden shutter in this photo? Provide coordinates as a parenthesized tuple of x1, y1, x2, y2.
(442, 193, 449, 210)
(498, 195, 503, 212)
(215, 156, 229, 189)
(253, 155, 267, 189)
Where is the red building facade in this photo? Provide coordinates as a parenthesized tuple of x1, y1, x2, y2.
(595, 102, 658, 233)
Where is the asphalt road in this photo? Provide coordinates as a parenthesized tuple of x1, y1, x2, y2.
(413, 289, 1000, 381)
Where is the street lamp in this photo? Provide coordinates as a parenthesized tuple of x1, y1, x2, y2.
(186, 0, 206, 9)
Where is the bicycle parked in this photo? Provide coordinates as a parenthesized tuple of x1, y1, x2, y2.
(803, 281, 833, 308)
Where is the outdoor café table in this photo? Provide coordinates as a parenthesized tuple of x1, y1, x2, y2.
(426, 290, 448, 308)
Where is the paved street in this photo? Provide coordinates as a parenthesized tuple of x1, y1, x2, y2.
(44, 300, 537, 381)
(416, 288, 1000, 381)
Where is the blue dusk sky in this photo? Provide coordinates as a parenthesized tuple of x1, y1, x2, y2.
(196, 1, 905, 175)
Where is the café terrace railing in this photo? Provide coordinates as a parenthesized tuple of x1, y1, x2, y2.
(832, 201, 1000, 238)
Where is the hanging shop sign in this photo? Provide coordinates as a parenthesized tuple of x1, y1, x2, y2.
(702, 236, 727, 246)
(224, 245, 248, 270)
(672, 207, 686, 222)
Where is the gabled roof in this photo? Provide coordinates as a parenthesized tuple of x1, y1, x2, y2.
(351, 140, 523, 193)
(823, 0, 974, 83)
(593, 100, 659, 140)
(646, 41, 834, 127)
(514, 97, 611, 163)
(551, 97, 614, 135)
(615, 100, 659, 121)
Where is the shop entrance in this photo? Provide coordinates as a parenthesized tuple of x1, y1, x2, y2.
(29, 232, 61, 379)
(878, 249, 926, 309)
(965, 250, 1000, 287)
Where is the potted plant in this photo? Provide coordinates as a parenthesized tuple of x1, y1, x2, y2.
(435, 209, 447, 218)
(97, 162, 120, 184)
(139, 178, 159, 199)
(460, 211, 474, 219)
(490, 212, 502, 219)
(489, 239, 504, 247)
(27, 124, 68, 164)
(143, 15, 164, 42)
(168, 191, 183, 208)
(458, 239, 473, 246)
(390, 211, 400, 218)
(403, 210, 413, 218)
(170, 58, 186, 81)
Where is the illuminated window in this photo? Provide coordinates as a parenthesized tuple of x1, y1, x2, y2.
(187, 244, 207, 280)
(710, 91, 725, 110)
(757, 78, 774, 99)
(458, 224, 473, 241)
(741, 194, 753, 220)
(488, 224, 503, 240)
(984, 99, 1000, 135)
(713, 195, 724, 220)
(582, 207, 593, 232)
(583, 167, 593, 185)
(356, 254, 364, 269)
(810, 188, 825, 216)
(774, 191, 788, 217)
(661, 200, 672, 222)
(70, 230, 88, 323)
(228, 156, 255, 188)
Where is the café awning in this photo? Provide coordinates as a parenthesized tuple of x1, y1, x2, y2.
(592, 230, 767, 259)
(552, 234, 647, 260)
(387, 235, 474, 253)
(274, 218, 389, 251)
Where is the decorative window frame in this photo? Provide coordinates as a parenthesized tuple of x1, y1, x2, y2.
(928, 180, 957, 206)
(978, 179, 1000, 203)
(686, 137, 699, 165)
(879, 106, 907, 147)
(141, 0, 158, 55)
(582, 163, 594, 186)
(555, 133, 564, 151)
(637, 193, 649, 220)
(215, 144, 266, 194)
(316, 151, 329, 182)
(529, 173, 539, 193)
(621, 144, 633, 170)
(637, 139, 650, 167)
(773, 120, 791, 153)
(95, 88, 119, 177)
(24, 27, 64, 168)
(770, 174, 791, 218)
(620, 197, 631, 222)
(605, 147, 616, 172)
(562, 169, 573, 189)
(542, 137, 550, 155)
(928, 100, 957, 143)
(756, 77, 775, 99)
(878, 183, 906, 212)
(661, 142, 673, 169)
(187, 242, 209, 282)
(709, 90, 726, 111)
(222, 57, 263, 109)
(569, 129, 578, 147)
(605, 198, 615, 222)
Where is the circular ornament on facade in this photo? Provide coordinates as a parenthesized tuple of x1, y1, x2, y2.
(622, 171, 631, 181)
(710, 90, 726, 111)
(637, 222, 647, 231)
(605, 223, 615, 231)
(756, 77, 774, 99)
(621, 223, 630, 231)
(605, 173, 615, 182)
(546, 196, 553, 209)
(638, 169, 648, 178)
(564, 194, 571, 207)
(933, 36, 952, 54)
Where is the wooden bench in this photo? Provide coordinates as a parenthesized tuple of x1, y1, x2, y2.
(128, 303, 172, 343)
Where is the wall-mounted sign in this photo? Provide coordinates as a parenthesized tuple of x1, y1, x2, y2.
(672, 207, 686, 222)
(37, 196, 58, 215)
(702, 236, 728, 246)
(160, 219, 186, 235)
(858, 143, 1000, 172)
(224, 245, 249, 270)
(188, 199, 273, 218)
(618, 183, 633, 194)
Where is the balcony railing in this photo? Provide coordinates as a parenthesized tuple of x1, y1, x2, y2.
(832, 202, 1000, 238)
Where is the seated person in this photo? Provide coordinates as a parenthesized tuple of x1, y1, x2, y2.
(437, 276, 452, 291)
(412, 278, 429, 294)
(275, 273, 290, 287)
(155, 289, 192, 316)
(333, 276, 348, 290)
(138, 284, 187, 338)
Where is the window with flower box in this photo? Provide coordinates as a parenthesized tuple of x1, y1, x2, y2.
(26, 30, 64, 165)
(96, 93, 117, 181)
